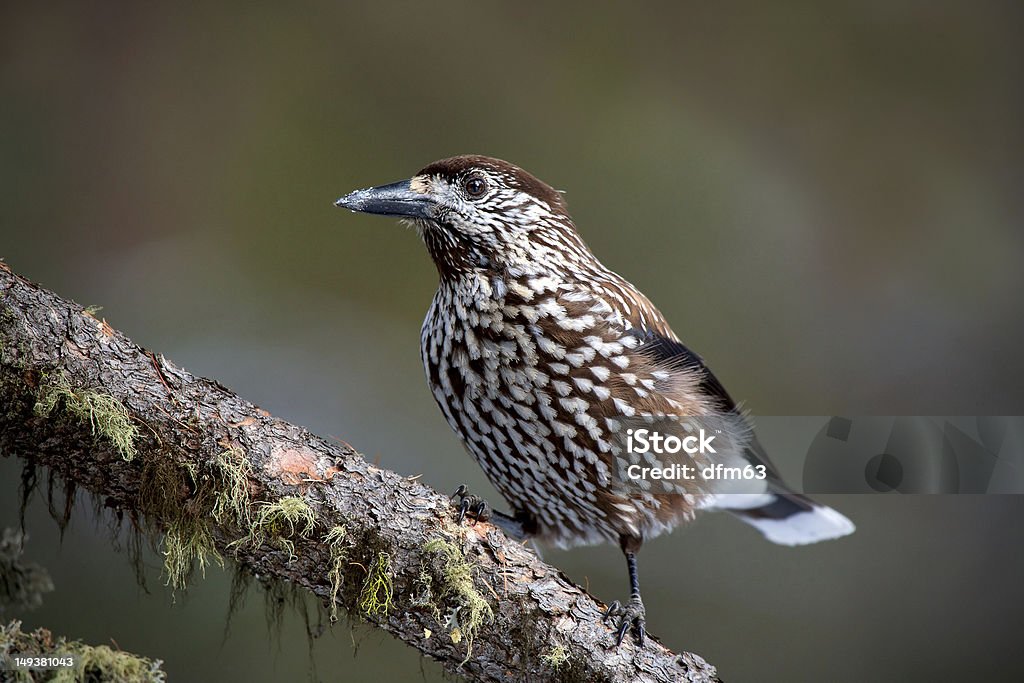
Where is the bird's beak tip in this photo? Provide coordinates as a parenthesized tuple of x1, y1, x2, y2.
(332, 181, 431, 220)
(334, 190, 371, 213)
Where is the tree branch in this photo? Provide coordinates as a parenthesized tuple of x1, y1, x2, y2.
(0, 262, 720, 683)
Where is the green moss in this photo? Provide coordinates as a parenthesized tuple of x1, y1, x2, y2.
(53, 643, 165, 683)
(158, 448, 255, 592)
(540, 644, 569, 669)
(34, 371, 138, 461)
(138, 456, 221, 591)
(229, 496, 316, 563)
(324, 525, 348, 622)
(422, 538, 494, 663)
(157, 447, 254, 589)
(331, 527, 393, 619)
(211, 448, 253, 528)
(18, 368, 263, 599)
(0, 622, 32, 683)
(0, 620, 165, 682)
(162, 518, 223, 591)
(357, 551, 394, 618)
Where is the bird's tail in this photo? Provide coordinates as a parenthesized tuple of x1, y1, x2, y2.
(725, 493, 855, 546)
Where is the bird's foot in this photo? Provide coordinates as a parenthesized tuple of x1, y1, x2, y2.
(450, 484, 492, 525)
(604, 595, 646, 647)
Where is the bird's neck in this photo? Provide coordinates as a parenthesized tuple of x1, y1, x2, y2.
(422, 226, 493, 279)
(423, 222, 610, 291)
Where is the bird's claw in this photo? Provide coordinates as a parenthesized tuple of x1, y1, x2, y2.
(603, 596, 646, 647)
(450, 485, 492, 525)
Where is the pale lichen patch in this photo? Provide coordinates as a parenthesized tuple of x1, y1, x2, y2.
(357, 551, 395, 617)
(421, 538, 494, 664)
(34, 371, 139, 461)
(229, 496, 316, 563)
(325, 525, 348, 622)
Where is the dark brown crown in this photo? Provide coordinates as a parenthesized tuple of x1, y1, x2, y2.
(417, 155, 567, 212)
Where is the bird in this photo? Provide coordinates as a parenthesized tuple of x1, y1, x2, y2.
(334, 155, 855, 647)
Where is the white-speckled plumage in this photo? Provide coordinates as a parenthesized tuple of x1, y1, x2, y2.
(340, 155, 855, 553)
(409, 156, 731, 548)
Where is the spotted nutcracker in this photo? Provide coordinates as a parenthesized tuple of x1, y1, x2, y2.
(335, 155, 854, 646)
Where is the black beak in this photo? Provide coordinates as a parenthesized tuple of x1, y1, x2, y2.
(334, 180, 433, 220)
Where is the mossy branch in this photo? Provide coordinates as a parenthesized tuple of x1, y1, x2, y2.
(0, 262, 721, 683)
(1, 620, 166, 683)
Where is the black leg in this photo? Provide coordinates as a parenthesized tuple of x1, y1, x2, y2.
(603, 544, 647, 647)
(627, 552, 640, 598)
(624, 551, 646, 646)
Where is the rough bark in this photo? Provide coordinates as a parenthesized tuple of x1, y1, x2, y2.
(0, 262, 721, 683)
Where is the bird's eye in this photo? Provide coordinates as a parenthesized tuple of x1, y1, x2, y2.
(463, 175, 487, 198)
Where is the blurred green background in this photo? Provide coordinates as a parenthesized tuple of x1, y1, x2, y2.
(2, 2, 1023, 681)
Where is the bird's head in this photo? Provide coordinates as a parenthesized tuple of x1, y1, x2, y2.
(335, 155, 595, 279)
